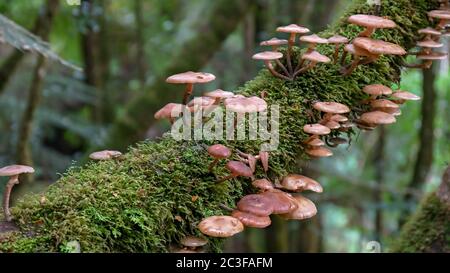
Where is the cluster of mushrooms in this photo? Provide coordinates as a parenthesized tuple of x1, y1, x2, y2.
(253, 5, 449, 80)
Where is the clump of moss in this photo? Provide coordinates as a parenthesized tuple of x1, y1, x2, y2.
(392, 193, 450, 253)
(0, 0, 441, 252)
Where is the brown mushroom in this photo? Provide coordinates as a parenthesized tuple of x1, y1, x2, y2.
(294, 50, 331, 77)
(306, 146, 333, 158)
(89, 150, 123, 161)
(428, 9, 450, 30)
(281, 174, 323, 193)
(328, 136, 348, 147)
(304, 137, 325, 147)
(370, 99, 400, 115)
(416, 39, 444, 55)
(328, 34, 349, 63)
(418, 27, 442, 41)
(204, 89, 235, 104)
(262, 190, 298, 214)
(252, 178, 274, 192)
(258, 151, 269, 172)
(252, 51, 291, 81)
(360, 111, 396, 125)
(217, 161, 254, 183)
(313, 101, 350, 125)
(330, 114, 349, 123)
(299, 34, 329, 52)
(207, 144, 231, 172)
(154, 103, 186, 124)
(180, 236, 208, 250)
(391, 91, 421, 104)
(260, 38, 290, 76)
(0, 165, 35, 221)
(414, 52, 448, 69)
(231, 210, 271, 228)
(276, 24, 310, 73)
(166, 71, 216, 104)
(198, 216, 244, 238)
(362, 84, 393, 100)
(280, 195, 317, 220)
(303, 123, 332, 136)
(187, 96, 216, 113)
(347, 14, 397, 37)
(237, 194, 273, 216)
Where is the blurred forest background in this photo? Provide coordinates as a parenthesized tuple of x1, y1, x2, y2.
(0, 0, 448, 252)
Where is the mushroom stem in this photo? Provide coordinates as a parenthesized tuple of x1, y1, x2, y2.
(219, 204, 234, 212)
(3, 175, 19, 222)
(182, 83, 194, 105)
(401, 59, 432, 69)
(293, 61, 316, 78)
(358, 26, 375, 37)
(341, 56, 361, 76)
(275, 59, 291, 77)
(264, 61, 292, 81)
(333, 44, 340, 64)
(359, 55, 379, 65)
(340, 50, 348, 65)
(286, 33, 296, 74)
(208, 158, 219, 173)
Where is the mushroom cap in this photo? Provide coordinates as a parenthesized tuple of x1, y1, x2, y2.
(226, 161, 253, 177)
(391, 91, 421, 101)
(353, 37, 407, 56)
(0, 165, 35, 176)
(198, 216, 244, 238)
(166, 71, 216, 84)
(329, 137, 348, 145)
(417, 51, 448, 60)
(260, 37, 288, 47)
(207, 144, 231, 159)
(305, 138, 325, 147)
(313, 102, 350, 114)
(306, 147, 333, 157)
(280, 195, 317, 220)
(301, 50, 331, 63)
(252, 51, 283, 61)
(180, 236, 208, 248)
(259, 151, 269, 172)
(237, 194, 274, 216)
(89, 150, 122, 160)
(340, 121, 354, 130)
(303, 124, 331, 135)
(344, 44, 373, 57)
(224, 96, 267, 113)
(252, 179, 274, 191)
(418, 27, 442, 36)
(360, 111, 396, 125)
(371, 99, 400, 109)
(231, 210, 271, 228)
(330, 114, 349, 122)
(428, 10, 450, 20)
(172, 248, 200, 253)
(204, 89, 235, 100)
(187, 96, 216, 111)
(324, 120, 341, 130)
(363, 84, 393, 96)
(348, 14, 397, 29)
(276, 24, 310, 34)
(282, 174, 323, 193)
(417, 40, 444, 48)
(262, 190, 298, 214)
(328, 34, 349, 44)
(154, 103, 185, 120)
(300, 34, 329, 44)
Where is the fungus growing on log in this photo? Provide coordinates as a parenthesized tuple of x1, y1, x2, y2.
(166, 71, 216, 105)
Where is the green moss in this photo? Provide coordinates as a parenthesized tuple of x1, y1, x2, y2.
(0, 0, 441, 252)
(392, 194, 450, 253)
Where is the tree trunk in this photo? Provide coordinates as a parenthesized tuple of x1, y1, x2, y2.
(16, 0, 59, 185)
(0, 0, 442, 253)
(373, 126, 386, 242)
(134, 0, 146, 86)
(400, 64, 437, 225)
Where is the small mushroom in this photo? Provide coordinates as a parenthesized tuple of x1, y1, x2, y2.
(236, 194, 273, 216)
(299, 34, 329, 52)
(0, 165, 35, 221)
(327, 136, 348, 147)
(276, 24, 310, 73)
(187, 96, 216, 113)
(154, 103, 186, 124)
(304, 137, 325, 147)
(252, 51, 291, 81)
(414, 52, 448, 69)
(306, 146, 333, 158)
(341, 44, 376, 75)
(281, 174, 323, 193)
(294, 50, 331, 77)
(231, 210, 271, 228)
(262, 190, 298, 214)
(198, 216, 244, 238)
(418, 27, 442, 41)
(347, 14, 397, 37)
(428, 9, 450, 30)
(330, 114, 349, 123)
(260, 38, 290, 76)
(370, 99, 400, 115)
(360, 111, 396, 125)
(416, 39, 444, 55)
(252, 178, 274, 192)
(391, 91, 421, 104)
(217, 161, 254, 183)
(180, 236, 208, 251)
(207, 144, 231, 172)
(313, 101, 350, 125)
(362, 84, 393, 101)
(166, 71, 216, 104)
(280, 195, 317, 220)
(328, 35, 349, 63)
(258, 151, 269, 172)
(204, 89, 235, 104)
(89, 150, 123, 161)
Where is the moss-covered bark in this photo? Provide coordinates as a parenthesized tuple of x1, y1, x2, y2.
(393, 166, 450, 253)
(0, 0, 443, 252)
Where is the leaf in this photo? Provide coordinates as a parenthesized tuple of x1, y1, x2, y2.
(0, 14, 82, 71)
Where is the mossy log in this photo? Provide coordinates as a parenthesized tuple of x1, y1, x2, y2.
(0, 0, 445, 252)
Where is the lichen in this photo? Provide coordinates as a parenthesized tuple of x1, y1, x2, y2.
(0, 0, 441, 252)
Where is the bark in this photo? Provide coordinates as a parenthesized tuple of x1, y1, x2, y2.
(16, 0, 59, 185)
(400, 64, 437, 225)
